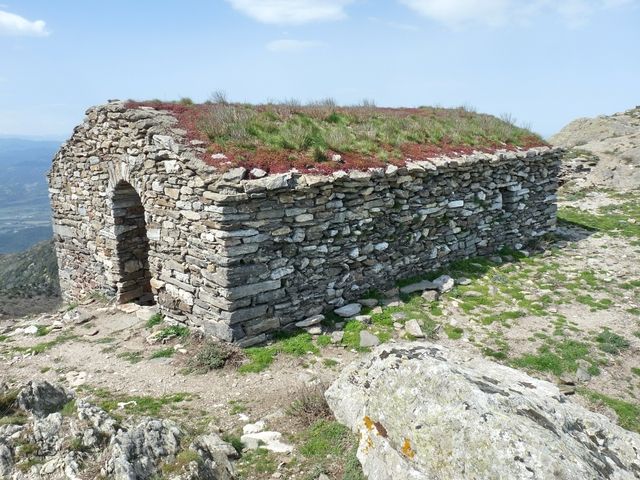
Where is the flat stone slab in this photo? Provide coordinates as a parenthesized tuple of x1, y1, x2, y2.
(334, 303, 362, 318)
(399, 280, 438, 295)
(359, 331, 380, 348)
(295, 314, 324, 328)
(240, 431, 293, 453)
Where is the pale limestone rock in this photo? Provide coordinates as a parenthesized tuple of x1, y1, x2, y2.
(326, 342, 640, 480)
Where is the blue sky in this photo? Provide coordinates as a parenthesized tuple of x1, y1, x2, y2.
(0, 0, 638, 139)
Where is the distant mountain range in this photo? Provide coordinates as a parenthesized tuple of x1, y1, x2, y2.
(0, 137, 61, 253)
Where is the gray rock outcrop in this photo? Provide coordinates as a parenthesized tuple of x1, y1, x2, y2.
(16, 380, 72, 417)
(0, 381, 236, 479)
(105, 418, 182, 479)
(551, 106, 640, 189)
(326, 342, 640, 480)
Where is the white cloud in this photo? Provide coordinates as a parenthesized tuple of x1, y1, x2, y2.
(368, 16, 420, 31)
(0, 10, 49, 36)
(225, 0, 354, 25)
(398, 0, 636, 27)
(266, 39, 325, 52)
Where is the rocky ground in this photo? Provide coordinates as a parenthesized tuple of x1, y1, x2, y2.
(1, 187, 640, 479)
(551, 106, 640, 190)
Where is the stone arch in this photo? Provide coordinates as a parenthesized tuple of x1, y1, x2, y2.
(110, 180, 153, 304)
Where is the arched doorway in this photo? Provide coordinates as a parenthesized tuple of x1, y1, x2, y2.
(111, 181, 153, 304)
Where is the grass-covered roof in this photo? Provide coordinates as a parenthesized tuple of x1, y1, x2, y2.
(127, 98, 546, 173)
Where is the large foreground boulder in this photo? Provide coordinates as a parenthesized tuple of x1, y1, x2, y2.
(326, 342, 640, 480)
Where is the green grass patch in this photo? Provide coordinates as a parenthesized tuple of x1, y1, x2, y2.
(579, 389, 640, 433)
(341, 321, 366, 351)
(481, 310, 524, 326)
(150, 347, 175, 359)
(631, 367, 640, 377)
(161, 450, 201, 475)
(595, 329, 630, 355)
(222, 433, 244, 454)
(316, 335, 331, 347)
(482, 347, 508, 360)
(576, 294, 613, 311)
(228, 400, 247, 415)
(61, 400, 76, 417)
(620, 279, 640, 290)
(99, 392, 191, 416)
(156, 325, 189, 340)
(35, 325, 49, 336)
(444, 324, 463, 340)
(300, 420, 353, 458)
(239, 331, 319, 373)
(512, 340, 597, 376)
(145, 313, 163, 329)
(117, 351, 144, 364)
(15, 332, 78, 355)
(236, 449, 277, 478)
(558, 206, 640, 239)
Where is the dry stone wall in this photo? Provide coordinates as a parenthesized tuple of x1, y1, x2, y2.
(49, 102, 561, 346)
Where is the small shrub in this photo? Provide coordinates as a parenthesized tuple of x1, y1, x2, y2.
(68, 436, 86, 452)
(61, 400, 76, 417)
(35, 325, 49, 336)
(0, 389, 19, 417)
(287, 383, 332, 427)
(186, 341, 231, 373)
(222, 433, 244, 454)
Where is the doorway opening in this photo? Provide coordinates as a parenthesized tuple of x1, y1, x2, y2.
(111, 181, 153, 304)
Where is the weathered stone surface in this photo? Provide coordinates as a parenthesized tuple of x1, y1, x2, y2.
(326, 342, 640, 480)
(433, 274, 455, 293)
(16, 380, 72, 418)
